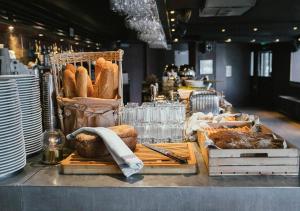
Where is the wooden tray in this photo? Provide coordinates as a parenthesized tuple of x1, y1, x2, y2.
(60, 143, 197, 175)
(197, 125, 299, 176)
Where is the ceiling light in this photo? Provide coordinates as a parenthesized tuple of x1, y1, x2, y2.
(38, 33, 44, 37)
(75, 42, 79, 45)
(173, 38, 178, 42)
(171, 28, 175, 32)
(253, 27, 258, 32)
(87, 45, 91, 48)
(170, 18, 175, 22)
(225, 38, 232, 43)
(8, 25, 14, 32)
(298, 37, 300, 42)
(170, 10, 175, 14)
(275, 38, 280, 42)
(56, 32, 65, 36)
(85, 40, 91, 44)
(221, 28, 226, 32)
(33, 25, 45, 30)
(293, 26, 298, 31)
(96, 47, 100, 50)
(251, 39, 256, 43)
(74, 36, 80, 41)
(60, 38, 64, 42)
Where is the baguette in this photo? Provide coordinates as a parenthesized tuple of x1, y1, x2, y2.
(112, 63, 119, 97)
(63, 68, 76, 98)
(76, 66, 88, 97)
(97, 62, 115, 99)
(95, 57, 106, 80)
(66, 63, 76, 74)
(87, 74, 94, 97)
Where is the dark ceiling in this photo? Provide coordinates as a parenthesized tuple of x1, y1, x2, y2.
(166, 0, 300, 44)
(1, 0, 300, 45)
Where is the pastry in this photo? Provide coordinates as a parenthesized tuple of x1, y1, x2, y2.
(63, 68, 76, 98)
(76, 66, 88, 97)
(75, 125, 138, 158)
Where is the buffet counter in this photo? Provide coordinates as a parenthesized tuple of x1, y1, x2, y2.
(1, 143, 300, 211)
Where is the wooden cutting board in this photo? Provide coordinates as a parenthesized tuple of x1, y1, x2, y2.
(60, 143, 197, 175)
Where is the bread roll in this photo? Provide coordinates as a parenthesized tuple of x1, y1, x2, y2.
(66, 64, 76, 74)
(112, 63, 119, 97)
(76, 66, 88, 97)
(75, 125, 138, 158)
(63, 69, 76, 98)
(95, 57, 106, 80)
(97, 63, 115, 99)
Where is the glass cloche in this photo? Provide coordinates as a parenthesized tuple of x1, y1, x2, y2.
(41, 129, 65, 165)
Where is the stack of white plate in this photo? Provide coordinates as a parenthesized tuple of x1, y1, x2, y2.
(0, 79, 26, 177)
(0, 75, 43, 155)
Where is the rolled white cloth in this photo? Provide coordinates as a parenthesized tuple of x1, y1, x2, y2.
(67, 127, 144, 177)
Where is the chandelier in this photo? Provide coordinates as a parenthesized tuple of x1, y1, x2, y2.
(110, 0, 168, 49)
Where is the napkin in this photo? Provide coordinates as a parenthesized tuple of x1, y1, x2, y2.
(67, 127, 144, 177)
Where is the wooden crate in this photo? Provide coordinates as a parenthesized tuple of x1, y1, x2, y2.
(197, 126, 299, 176)
(60, 143, 197, 175)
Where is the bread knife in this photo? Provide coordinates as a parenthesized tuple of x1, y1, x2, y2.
(142, 143, 188, 164)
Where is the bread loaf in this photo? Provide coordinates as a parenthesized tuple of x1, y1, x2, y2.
(76, 66, 88, 97)
(97, 62, 115, 99)
(66, 64, 76, 74)
(63, 69, 76, 98)
(75, 125, 138, 158)
(112, 63, 119, 97)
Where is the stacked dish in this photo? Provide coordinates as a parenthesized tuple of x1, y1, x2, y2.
(0, 75, 43, 155)
(0, 79, 26, 177)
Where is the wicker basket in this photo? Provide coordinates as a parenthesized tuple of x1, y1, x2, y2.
(49, 49, 124, 133)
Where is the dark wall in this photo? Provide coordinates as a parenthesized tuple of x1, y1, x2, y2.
(215, 43, 251, 106)
(250, 43, 300, 108)
(146, 48, 174, 78)
(122, 43, 175, 103)
(122, 43, 146, 103)
(188, 42, 251, 106)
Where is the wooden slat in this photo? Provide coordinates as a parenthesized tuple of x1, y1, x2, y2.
(209, 165, 299, 175)
(209, 148, 299, 158)
(209, 157, 299, 166)
(60, 143, 197, 175)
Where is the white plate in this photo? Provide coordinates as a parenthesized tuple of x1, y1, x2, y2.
(0, 160, 26, 176)
(0, 150, 25, 164)
(0, 127, 24, 138)
(0, 158, 26, 172)
(0, 109, 21, 119)
(0, 112, 22, 121)
(23, 130, 42, 138)
(0, 144, 25, 156)
(0, 160, 26, 174)
(0, 151, 25, 160)
(0, 124, 22, 132)
(0, 134, 24, 146)
(0, 95, 20, 102)
(0, 103, 21, 112)
(23, 131, 43, 139)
